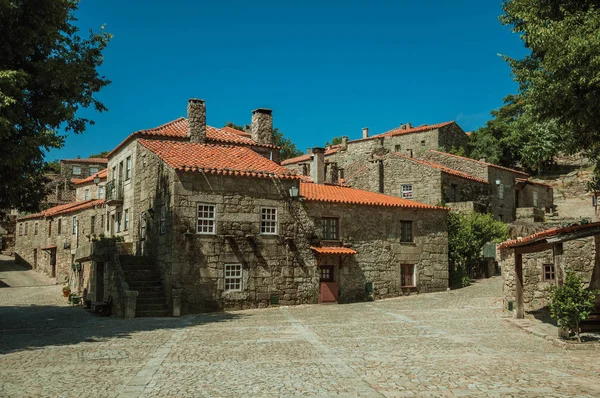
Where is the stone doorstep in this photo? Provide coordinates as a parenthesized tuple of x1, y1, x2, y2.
(505, 317, 600, 351)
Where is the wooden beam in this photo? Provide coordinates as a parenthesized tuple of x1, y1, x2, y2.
(514, 242, 552, 255)
(515, 252, 524, 319)
(546, 227, 600, 244)
(553, 243, 564, 287)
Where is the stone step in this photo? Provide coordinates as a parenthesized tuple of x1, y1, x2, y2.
(120, 263, 158, 271)
(127, 280, 163, 288)
(119, 255, 154, 265)
(135, 290, 166, 298)
(137, 303, 169, 311)
(136, 297, 167, 305)
(135, 310, 170, 317)
(123, 270, 161, 280)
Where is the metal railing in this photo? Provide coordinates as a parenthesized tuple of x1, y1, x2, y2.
(105, 179, 123, 202)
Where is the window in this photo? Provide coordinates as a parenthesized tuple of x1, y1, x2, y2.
(57, 219, 62, 235)
(34, 222, 38, 235)
(543, 264, 555, 281)
(84, 189, 90, 200)
(224, 264, 242, 291)
(260, 207, 277, 235)
(72, 216, 77, 235)
(100, 214, 104, 230)
(112, 166, 117, 180)
(322, 217, 339, 240)
(160, 205, 167, 234)
(125, 156, 131, 180)
(394, 144, 402, 152)
(18, 223, 22, 236)
(72, 165, 81, 175)
(48, 220, 52, 236)
(196, 203, 215, 234)
(140, 213, 146, 240)
(498, 182, 504, 199)
(533, 191, 539, 207)
(98, 186, 104, 199)
(24, 223, 28, 236)
(116, 212, 122, 233)
(420, 140, 426, 146)
(89, 166, 99, 175)
(400, 264, 415, 287)
(106, 212, 110, 232)
(319, 266, 334, 282)
(450, 184, 457, 202)
(124, 209, 129, 231)
(91, 216, 95, 234)
(399, 221, 413, 242)
(401, 184, 413, 199)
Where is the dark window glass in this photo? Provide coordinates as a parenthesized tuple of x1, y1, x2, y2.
(322, 218, 339, 240)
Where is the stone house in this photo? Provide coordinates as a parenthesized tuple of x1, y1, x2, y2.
(61, 157, 108, 181)
(74, 169, 108, 202)
(499, 222, 600, 322)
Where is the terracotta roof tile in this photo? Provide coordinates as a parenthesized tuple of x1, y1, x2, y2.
(390, 153, 489, 184)
(73, 169, 108, 185)
(347, 122, 455, 144)
(428, 150, 529, 177)
(139, 140, 298, 179)
(498, 221, 600, 249)
(61, 158, 108, 164)
(17, 199, 104, 221)
(311, 246, 357, 255)
(300, 182, 448, 210)
(281, 147, 341, 166)
(221, 126, 251, 137)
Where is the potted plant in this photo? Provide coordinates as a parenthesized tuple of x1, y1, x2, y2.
(62, 286, 71, 297)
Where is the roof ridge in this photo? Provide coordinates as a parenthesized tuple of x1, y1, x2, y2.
(390, 152, 488, 184)
(428, 150, 529, 176)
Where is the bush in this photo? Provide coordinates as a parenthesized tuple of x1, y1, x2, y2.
(548, 271, 598, 342)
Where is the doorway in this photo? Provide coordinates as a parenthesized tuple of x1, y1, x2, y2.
(50, 249, 57, 278)
(95, 262, 105, 302)
(319, 264, 338, 303)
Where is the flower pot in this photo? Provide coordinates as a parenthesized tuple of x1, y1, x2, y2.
(62, 289, 70, 298)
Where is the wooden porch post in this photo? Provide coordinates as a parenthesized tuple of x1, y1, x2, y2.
(515, 251, 524, 319)
(553, 243, 564, 287)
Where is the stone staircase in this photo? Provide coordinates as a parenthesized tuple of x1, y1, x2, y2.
(119, 255, 170, 317)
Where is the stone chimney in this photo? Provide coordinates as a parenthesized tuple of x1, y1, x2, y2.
(362, 127, 369, 139)
(341, 136, 349, 151)
(310, 147, 325, 184)
(328, 162, 339, 185)
(187, 99, 206, 144)
(405, 122, 412, 130)
(251, 108, 273, 146)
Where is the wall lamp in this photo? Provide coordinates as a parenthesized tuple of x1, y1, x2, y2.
(288, 185, 300, 209)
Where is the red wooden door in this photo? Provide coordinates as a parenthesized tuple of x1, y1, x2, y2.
(319, 282, 338, 303)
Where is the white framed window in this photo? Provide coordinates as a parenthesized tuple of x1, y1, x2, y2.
(125, 156, 132, 180)
(72, 166, 81, 175)
(224, 264, 242, 291)
(533, 191, 539, 207)
(260, 207, 277, 235)
(196, 203, 215, 234)
(401, 184, 413, 199)
(322, 217, 339, 240)
(140, 213, 146, 240)
(160, 205, 167, 234)
(98, 186, 104, 199)
(84, 189, 89, 200)
(72, 216, 77, 235)
(89, 166, 99, 175)
(116, 212, 122, 233)
(498, 183, 504, 199)
(124, 209, 129, 231)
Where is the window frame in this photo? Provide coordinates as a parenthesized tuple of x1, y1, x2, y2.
(543, 263, 555, 281)
(533, 191, 539, 207)
(224, 264, 243, 291)
(400, 264, 416, 288)
(401, 184, 413, 199)
(48, 220, 52, 236)
(399, 220, 414, 243)
(140, 213, 147, 240)
(160, 205, 167, 235)
(84, 189, 90, 201)
(116, 212, 122, 233)
(498, 182, 504, 199)
(91, 215, 96, 234)
(57, 219, 62, 235)
(260, 207, 278, 235)
(72, 165, 82, 175)
(98, 185, 104, 199)
(72, 216, 77, 235)
(319, 266, 334, 282)
(89, 166, 99, 175)
(125, 156, 132, 180)
(124, 209, 129, 231)
(24, 223, 28, 236)
(196, 203, 215, 235)
(18, 223, 22, 236)
(34, 222, 38, 235)
(322, 217, 340, 241)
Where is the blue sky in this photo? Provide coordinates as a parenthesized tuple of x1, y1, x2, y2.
(48, 0, 527, 160)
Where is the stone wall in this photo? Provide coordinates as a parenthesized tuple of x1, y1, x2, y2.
(106, 139, 138, 239)
(441, 174, 489, 206)
(517, 183, 554, 212)
(75, 180, 107, 201)
(501, 236, 600, 312)
(61, 160, 106, 181)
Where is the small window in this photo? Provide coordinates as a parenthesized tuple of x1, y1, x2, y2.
(72, 216, 77, 235)
(34, 222, 38, 235)
(498, 182, 504, 199)
(84, 189, 89, 200)
(450, 184, 457, 202)
(112, 166, 117, 180)
(394, 144, 401, 152)
(399, 221, 413, 242)
(106, 211, 110, 232)
(124, 209, 129, 231)
(100, 214, 104, 230)
(57, 219, 62, 235)
(91, 216, 95, 234)
(89, 166, 99, 175)
(401, 184, 413, 199)
(224, 264, 242, 291)
(260, 207, 277, 235)
(420, 140, 426, 146)
(98, 186, 104, 199)
(401, 264, 415, 287)
(48, 220, 52, 236)
(196, 203, 215, 234)
(116, 212, 122, 233)
(72, 165, 81, 175)
(18, 223, 22, 236)
(24, 223, 28, 236)
(126, 156, 132, 180)
(160, 205, 167, 234)
(533, 191, 539, 207)
(322, 217, 339, 240)
(319, 266, 334, 282)
(543, 264, 555, 281)
(140, 213, 146, 240)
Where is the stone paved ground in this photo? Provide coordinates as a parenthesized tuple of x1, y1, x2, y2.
(1, 255, 599, 398)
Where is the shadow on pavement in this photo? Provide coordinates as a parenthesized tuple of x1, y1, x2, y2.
(0, 256, 32, 272)
(0, 304, 247, 355)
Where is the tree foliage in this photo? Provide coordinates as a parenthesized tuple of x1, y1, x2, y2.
(42, 160, 61, 174)
(88, 151, 109, 158)
(447, 212, 509, 288)
(501, 0, 600, 163)
(224, 122, 302, 161)
(0, 0, 111, 213)
(547, 271, 598, 342)
(325, 136, 343, 147)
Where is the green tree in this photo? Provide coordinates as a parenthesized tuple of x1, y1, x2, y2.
(88, 151, 109, 158)
(501, 0, 600, 163)
(224, 122, 302, 161)
(548, 271, 598, 342)
(325, 136, 343, 147)
(0, 0, 111, 213)
(447, 212, 509, 288)
(42, 160, 61, 174)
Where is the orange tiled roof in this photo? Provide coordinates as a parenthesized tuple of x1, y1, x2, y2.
(498, 222, 600, 249)
(61, 158, 108, 164)
(281, 146, 341, 166)
(390, 153, 488, 184)
(311, 246, 357, 255)
(73, 169, 108, 185)
(221, 126, 251, 137)
(108, 118, 279, 158)
(428, 150, 529, 177)
(346, 122, 455, 144)
(515, 178, 553, 189)
(139, 140, 298, 179)
(300, 182, 448, 210)
(17, 199, 104, 221)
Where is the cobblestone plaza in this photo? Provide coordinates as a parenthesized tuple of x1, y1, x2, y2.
(0, 255, 598, 397)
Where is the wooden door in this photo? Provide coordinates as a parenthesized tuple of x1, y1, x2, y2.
(319, 265, 338, 303)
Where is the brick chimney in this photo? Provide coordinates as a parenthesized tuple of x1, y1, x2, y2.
(362, 127, 369, 139)
(251, 108, 273, 146)
(187, 99, 206, 144)
(310, 147, 325, 184)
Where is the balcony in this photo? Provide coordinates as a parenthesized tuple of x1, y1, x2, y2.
(105, 179, 124, 206)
